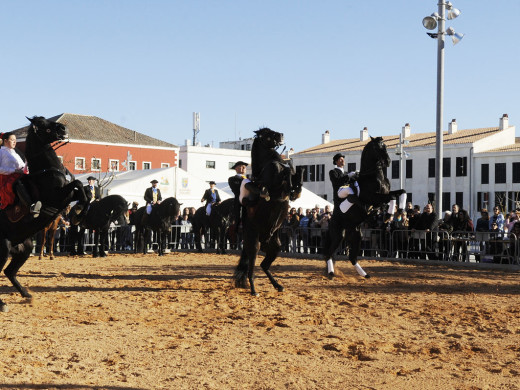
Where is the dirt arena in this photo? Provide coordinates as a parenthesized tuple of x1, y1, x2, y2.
(1, 251, 519, 389)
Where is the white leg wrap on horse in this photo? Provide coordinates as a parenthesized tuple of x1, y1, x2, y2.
(327, 259, 334, 274)
(399, 192, 407, 210)
(387, 199, 396, 214)
(354, 263, 367, 277)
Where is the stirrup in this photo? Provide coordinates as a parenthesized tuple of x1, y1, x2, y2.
(30, 201, 42, 218)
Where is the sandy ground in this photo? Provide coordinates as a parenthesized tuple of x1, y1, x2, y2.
(0, 251, 519, 390)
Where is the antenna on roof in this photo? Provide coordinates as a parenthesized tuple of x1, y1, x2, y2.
(193, 112, 200, 146)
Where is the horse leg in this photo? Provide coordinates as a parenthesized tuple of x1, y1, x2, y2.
(0, 239, 10, 312)
(92, 231, 99, 258)
(346, 229, 370, 278)
(48, 228, 56, 260)
(158, 230, 163, 256)
(4, 238, 33, 299)
(233, 226, 256, 290)
(323, 218, 346, 279)
(220, 227, 227, 254)
(39, 228, 48, 260)
(247, 239, 261, 296)
(260, 236, 283, 292)
(99, 231, 107, 257)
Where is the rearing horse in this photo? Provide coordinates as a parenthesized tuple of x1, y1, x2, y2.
(323, 136, 406, 279)
(0, 116, 88, 312)
(233, 128, 303, 296)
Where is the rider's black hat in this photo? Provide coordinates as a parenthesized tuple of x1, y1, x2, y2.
(209, 181, 216, 185)
(231, 161, 248, 169)
(150, 179, 159, 184)
(86, 176, 97, 181)
(333, 153, 345, 165)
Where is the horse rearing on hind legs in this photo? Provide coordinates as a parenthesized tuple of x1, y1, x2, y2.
(323, 136, 406, 280)
(233, 128, 304, 296)
(0, 116, 89, 312)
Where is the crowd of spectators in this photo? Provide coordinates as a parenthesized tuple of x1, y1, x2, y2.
(35, 199, 520, 265)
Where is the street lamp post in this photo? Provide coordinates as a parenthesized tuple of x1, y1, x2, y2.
(423, 1, 463, 214)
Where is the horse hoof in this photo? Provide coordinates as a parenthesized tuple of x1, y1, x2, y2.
(328, 272, 335, 280)
(0, 304, 8, 313)
(364, 274, 371, 279)
(277, 286, 284, 292)
(92, 254, 99, 258)
(100, 253, 107, 258)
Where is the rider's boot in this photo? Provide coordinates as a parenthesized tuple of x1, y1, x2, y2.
(14, 181, 41, 218)
(346, 194, 363, 209)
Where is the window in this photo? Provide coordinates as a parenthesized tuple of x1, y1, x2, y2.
(91, 158, 101, 171)
(143, 162, 151, 170)
(477, 192, 489, 211)
(495, 191, 506, 211)
(481, 163, 489, 184)
(495, 163, 506, 184)
(318, 164, 325, 181)
(109, 159, 119, 172)
(456, 192, 463, 209)
(513, 162, 520, 183)
(442, 192, 451, 212)
(428, 192, 435, 205)
(391, 160, 399, 179)
(443, 157, 451, 177)
(206, 161, 216, 169)
(508, 191, 520, 212)
(456, 156, 467, 177)
(406, 159, 413, 179)
(347, 163, 356, 173)
(128, 161, 136, 171)
(309, 165, 316, 182)
(178, 160, 182, 169)
(161, 163, 170, 168)
(407, 193, 412, 204)
(75, 157, 85, 171)
(428, 158, 435, 178)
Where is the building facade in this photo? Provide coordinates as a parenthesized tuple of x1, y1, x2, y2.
(291, 114, 518, 221)
(12, 113, 178, 175)
(178, 143, 251, 184)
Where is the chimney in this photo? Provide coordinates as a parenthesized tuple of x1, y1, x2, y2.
(322, 130, 330, 144)
(360, 127, 369, 142)
(402, 123, 411, 139)
(448, 119, 458, 134)
(499, 113, 509, 130)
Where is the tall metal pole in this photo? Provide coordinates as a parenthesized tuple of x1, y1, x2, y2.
(435, 1, 445, 213)
(399, 134, 404, 190)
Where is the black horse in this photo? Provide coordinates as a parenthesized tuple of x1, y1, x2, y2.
(132, 197, 181, 256)
(323, 136, 406, 279)
(191, 198, 235, 254)
(233, 128, 304, 296)
(68, 195, 128, 258)
(0, 116, 88, 312)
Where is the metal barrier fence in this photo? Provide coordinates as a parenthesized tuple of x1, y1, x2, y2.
(34, 225, 520, 265)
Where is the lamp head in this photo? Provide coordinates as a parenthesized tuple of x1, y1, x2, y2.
(446, 27, 464, 45)
(422, 13, 439, 30)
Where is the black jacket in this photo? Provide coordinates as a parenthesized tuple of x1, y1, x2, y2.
(84, 185, 101, 202)
(201, 188, 221, 207)
(228, 175, 245, 198)
(144, 187, 162, 204)
(329, 167, 350, 206)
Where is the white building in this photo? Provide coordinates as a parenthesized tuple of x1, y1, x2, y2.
(178, 143, 251, 184)
(291, 114, 518, 221)
(219, 137, 255, 151)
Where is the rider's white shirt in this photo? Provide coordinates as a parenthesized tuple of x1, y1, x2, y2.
(0, 147, 25, 175)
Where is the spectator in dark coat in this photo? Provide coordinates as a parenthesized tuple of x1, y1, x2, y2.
(415, 203, 438, 260)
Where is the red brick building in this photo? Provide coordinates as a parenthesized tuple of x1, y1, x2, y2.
(13, 113, 178, 174)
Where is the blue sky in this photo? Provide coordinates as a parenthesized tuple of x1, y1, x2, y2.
(1, 0, 519, 153)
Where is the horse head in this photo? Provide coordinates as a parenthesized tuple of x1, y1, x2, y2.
(254, 128, 284, 150)
(161, 197, 181, 219)
(26, 116, 68, 145)
(361, 136, 391, 173)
